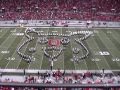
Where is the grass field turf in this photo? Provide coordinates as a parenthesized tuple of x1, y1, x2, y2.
(0, 27, 120, 70)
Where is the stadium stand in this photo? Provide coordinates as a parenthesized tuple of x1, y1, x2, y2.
(0, 69, 120, 90)
(0, 0, 120, 21)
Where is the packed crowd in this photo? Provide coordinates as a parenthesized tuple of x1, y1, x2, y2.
(0, 0, 120, 21)
(23, 71, 120, 84)
(0, 69, 120, 90)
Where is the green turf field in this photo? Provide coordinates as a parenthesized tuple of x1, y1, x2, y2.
(0, 27, 120, 70)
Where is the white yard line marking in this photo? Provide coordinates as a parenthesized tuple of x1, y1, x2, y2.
(40, 46, 44, 69)
(84, 58, 88, 70)
(0, 29, 8, 39)
(68, 28, 76, 70)
(52, 28, 56, 69)
(40, 28, 49, 69)
(17, 30, 38, 69)
(0, 31, 13, 50)
(0, 28, 19, 68)
(91, 53, 101, 72)
(86, 34, 101, 71)
(77, 28, 88, 70)
(96, 31, 114, 74)
(5, 28, 22, 69)
(89, 29, 112, 74)
(72, 28, 88, 70)
(61, 28, 64, 70)
(28, 38, 38, 69)
(16, 37, 29, 69)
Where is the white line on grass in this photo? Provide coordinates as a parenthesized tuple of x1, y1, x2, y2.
(80, 29, 88, 70)
(61, 28, 64, 70)
(86, 36, 101, 71)
(39, 45, 44, 69)
(40, 28, 49, 69)
(0, 31, 13, 51)
(53, 27, 63, 69)
(0, 28, 8, 39)
(52, 28, 56, 69)
(28, 37, 38, 69)
(68, 28, 76, 70)
(73, 28, 88, 70)
(16, 34, 30, 69)
(0, 28, 18, 68)
(91, 53, 101, 72)
(96, 30, 114, 74)
(5, 28, 22, 69)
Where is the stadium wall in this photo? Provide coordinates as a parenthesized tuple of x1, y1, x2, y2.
(0, 20, 120, 28)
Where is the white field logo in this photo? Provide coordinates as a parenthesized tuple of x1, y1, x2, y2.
(6, 57, 15, 61)
(1, 51, 9, 54)
(12, 33, 24, 36)
(92, 58, 101, 61)
(95, 51, 110, 56)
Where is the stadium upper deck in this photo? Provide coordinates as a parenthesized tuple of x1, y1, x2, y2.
(0, 0, 120, 21)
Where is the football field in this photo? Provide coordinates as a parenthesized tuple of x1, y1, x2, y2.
(0, 27, 120, 70)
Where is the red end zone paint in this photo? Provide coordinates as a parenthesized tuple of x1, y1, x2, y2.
(48, 39, 61, 47)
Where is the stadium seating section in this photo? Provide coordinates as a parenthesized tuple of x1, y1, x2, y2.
(1, 70, 120, 90)
(0, 0, 120, 21)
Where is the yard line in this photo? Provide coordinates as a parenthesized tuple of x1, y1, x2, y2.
(84, 57, 88, 70)
(0, 28, 18, 68)
(1, 30, 22, 69)
(82, 29, 98, 70)
(98, 32, 114, 74)
(6, 36, 26, 69)
(68, 28, 76, 70)
(17, 42, 29, 69)
(0, 28, 8, 38)
(5, 28, 22, 69)
(91, 55, 101, 71)
(93, 47, 109, 72)
(39, 45, 44, 69)
(40, 28, 49, 69)
(27, 36, 38, 69)
(80, 37, 88, 70)
(80, 28, 89, 70)
(61, 27, 64, 70)
(95, 30, 114, 74)
(110, 31, 120, 67)
(72, 28, 88, 70)
(63, 28, 75, 70)
(28, 42, 40, 69)
(27, 29, 41, 69)
(28, 28, 49, 69)
(86, 29, 110, 71)
(53, 28, 61, 69)
(0, 29, 16, 47)
(105, 30, 120, 67)
(27, 43, 37, 69)
(16, 30, 30, 69)
(0, 31, 12, 49)
(53, 28, 55, 69)
(52, 28, 64, 69)
(79, 40, 88, 70)
(17, 31, 39, 69)
(85, 33, 101, 71)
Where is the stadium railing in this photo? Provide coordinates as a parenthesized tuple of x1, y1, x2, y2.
(1, 82, 120, 88)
